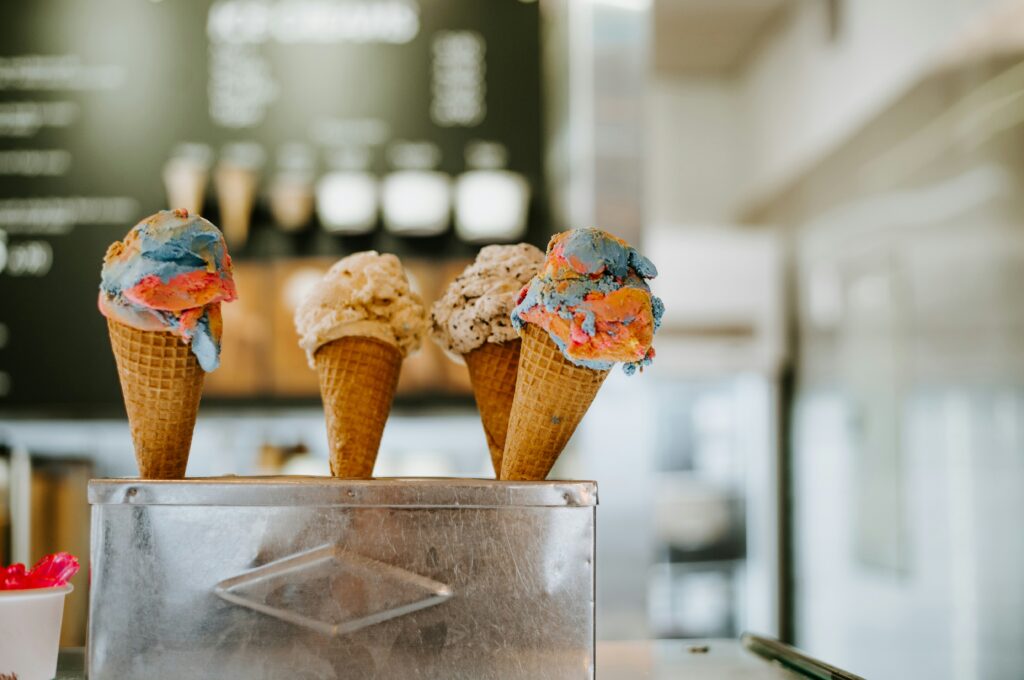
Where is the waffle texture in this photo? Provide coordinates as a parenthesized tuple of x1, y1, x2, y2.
(107, 319, 205, 479)
(464, 340, 521, 476)
(500, 324, 609, 480)
(315, 336, 402, 478)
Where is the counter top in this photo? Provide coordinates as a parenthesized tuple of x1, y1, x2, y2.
(598, 640, 802, 679)
(57, 640, 811, 678)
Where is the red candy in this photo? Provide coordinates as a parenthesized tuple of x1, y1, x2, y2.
(0, 552, 80, 591)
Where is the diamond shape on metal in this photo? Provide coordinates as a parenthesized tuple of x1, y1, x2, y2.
(214, 543, 453, 636)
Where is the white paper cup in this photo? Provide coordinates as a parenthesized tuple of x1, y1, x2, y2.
(0, 584, 73, 680)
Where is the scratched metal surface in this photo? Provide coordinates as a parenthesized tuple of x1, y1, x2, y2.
(88, 478, 596, 680)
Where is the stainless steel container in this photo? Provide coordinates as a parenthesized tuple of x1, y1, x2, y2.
(87, 477, 597, 679)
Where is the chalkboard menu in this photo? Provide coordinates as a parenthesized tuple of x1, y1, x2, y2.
(0, 0, 544, 412)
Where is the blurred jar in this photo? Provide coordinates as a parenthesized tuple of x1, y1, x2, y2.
(381, 141, 451, 237)
(316, 147, 378, 235)
(454, 141, 530, 242)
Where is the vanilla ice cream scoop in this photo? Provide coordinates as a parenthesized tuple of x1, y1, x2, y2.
(294, 251, 427, 366)
(431, 243, 544, 356)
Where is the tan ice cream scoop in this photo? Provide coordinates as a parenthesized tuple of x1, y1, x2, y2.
(295, 252, 427, 478)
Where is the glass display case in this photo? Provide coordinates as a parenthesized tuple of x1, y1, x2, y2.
(648, 376, 774, 639)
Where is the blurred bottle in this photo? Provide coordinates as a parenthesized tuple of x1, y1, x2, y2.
(214, 142, 265, 247)
(269, 143, 316, 233)
(162, 143, 212, 215)
(381, 141, 451, 237)
(454, 141, 530, 242)
(256, 442, 319, 475)
(315, 147, 378, 235)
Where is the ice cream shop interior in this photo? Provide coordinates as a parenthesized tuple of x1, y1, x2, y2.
(2, 0, 1024, 678)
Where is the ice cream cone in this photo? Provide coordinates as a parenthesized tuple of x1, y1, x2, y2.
(501, 324, 609, 481)
(106, 318, 205, 479)
(269, 174, 314, 231)
(315, 336, 402, 478)
(163, 158, 209, 216)
(464, 339, 520, 476)
(215, 162, 259, 246)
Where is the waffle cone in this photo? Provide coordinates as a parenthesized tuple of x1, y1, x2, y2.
(464, 340, 521, 476)
(315, 336, 402, 478)
(106, 319, 205, 479)
(500, 324, 609, 481)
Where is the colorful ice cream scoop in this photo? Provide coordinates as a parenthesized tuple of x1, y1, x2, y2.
(98, 208, 237, 371)
(511, 228, 664, 374)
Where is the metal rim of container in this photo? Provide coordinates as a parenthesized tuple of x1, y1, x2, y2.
(87, 476, 599, 508)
